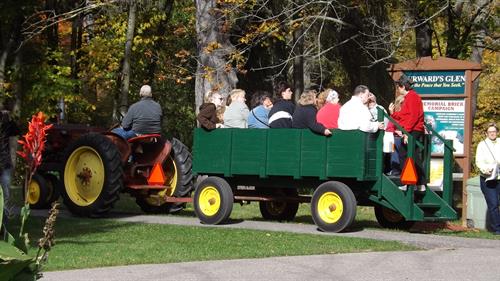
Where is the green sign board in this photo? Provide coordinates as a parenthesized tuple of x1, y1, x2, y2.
(423, 99, 465, 155)
(405, 71, 465, 94)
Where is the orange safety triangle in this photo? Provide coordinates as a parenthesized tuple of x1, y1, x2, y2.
(148, 163, 166, 185)
(400, 157, 418, 185)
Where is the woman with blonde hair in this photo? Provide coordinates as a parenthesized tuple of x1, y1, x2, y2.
(223, 89, 249, 128)
(292, 90, 331, 136)
(385, 94, 405, 176)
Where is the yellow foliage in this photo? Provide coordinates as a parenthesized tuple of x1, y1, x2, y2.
(204, 42, 222, 53)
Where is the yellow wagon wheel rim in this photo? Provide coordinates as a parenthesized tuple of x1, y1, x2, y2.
(27, 180, 41, 205)
(64, 146, 105, 206)
(198, 186, 221, 217)
(317, 191, 343, 223)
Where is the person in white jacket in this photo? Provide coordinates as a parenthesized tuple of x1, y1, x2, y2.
(338, 85, 384, 132)
(475, 122, 500, 234)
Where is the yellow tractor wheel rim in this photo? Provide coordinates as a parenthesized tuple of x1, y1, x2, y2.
(198, 186, 221, 216)
(64, 146, 105, 206)
(27, 180, 41, 205)
(145, 156, 178, 206)
(317, 191, 343, 224)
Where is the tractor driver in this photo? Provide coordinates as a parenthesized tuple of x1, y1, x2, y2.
(112, 85, 163, 140)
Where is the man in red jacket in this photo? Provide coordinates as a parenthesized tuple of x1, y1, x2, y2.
(395, 74, 426, 191)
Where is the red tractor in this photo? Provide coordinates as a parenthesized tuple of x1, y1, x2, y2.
(28, 124, 193, 217)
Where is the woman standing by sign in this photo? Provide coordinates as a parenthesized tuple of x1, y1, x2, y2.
(475, 122, 500, 234)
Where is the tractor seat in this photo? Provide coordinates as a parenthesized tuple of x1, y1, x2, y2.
(128, 134, 161, 144)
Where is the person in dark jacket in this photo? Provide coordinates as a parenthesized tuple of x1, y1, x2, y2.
(197, 90, 224, 130)
(1, 104, 20, 220)
(112, 85, 163, 139)
(292, 90, 332, 136)
(268, 81, 294, 128)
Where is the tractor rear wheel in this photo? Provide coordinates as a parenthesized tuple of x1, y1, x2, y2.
(135, 138, 193, 214)
(374, 205, 415, 230)
(62, 133, 123, 217)
(194, 176, 233, 224)
(311, 181, 356, 232)
(259, 188, 299, 221)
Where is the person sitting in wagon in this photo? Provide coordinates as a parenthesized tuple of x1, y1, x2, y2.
(338, 85, 384, 133)
(112, 85, 163, 139)
(248, 91, 273, 128)
(223, 89, 250, 128)
(268, 81, 295, 128)
(316, 88, 341, 129)
(197, 90, 225, 130)
(292, 90, 332, 136)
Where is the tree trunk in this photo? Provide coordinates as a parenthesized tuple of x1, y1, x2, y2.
(45, 0, 59, 51)
(194, 0, 238, 112)
(415, 21, 433, 57)
(292, 27, 304, 101)
(408, 0, 433, 57)
(118, 1, 137, 118)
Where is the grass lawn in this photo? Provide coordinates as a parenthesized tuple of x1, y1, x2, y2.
(5, 186, 499, 271)
(7, 216, 417, 271)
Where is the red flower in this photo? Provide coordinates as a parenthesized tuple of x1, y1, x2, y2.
(17, 112, 53, 171)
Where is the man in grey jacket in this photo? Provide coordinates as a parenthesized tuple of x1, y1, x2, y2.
(112, 85, 163, 139)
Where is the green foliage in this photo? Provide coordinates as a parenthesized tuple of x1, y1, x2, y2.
(472, 50, 500, 174)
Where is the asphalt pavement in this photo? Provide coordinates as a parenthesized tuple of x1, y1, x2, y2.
(39, 211, 500, 281)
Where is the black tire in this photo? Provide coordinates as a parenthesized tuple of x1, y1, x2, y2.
(135, 138, 194, 214)
(311, 181, 357, 232)
(374, 205, 415, 230)
(194, 176, 233, 224)
(26, 173, 50, 209)
(43, 173, 61, 206)
(62, 133, 123, 217)
(259, 188, 299, 221)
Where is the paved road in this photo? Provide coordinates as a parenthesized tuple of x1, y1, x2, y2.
(40, 212, 500, 281)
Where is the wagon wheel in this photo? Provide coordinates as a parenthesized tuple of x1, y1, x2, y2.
(259, 188, 299, 221)
(62, 133, 123, 217)
(135, 138, 194, 214)
(374, 205, 415, 230)
(26, 173, 50, 209)
(311, 181, 357, 233)
(194, 176, 233, 225)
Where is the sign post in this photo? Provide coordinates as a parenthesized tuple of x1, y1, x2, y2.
(388, 57, 481, 226)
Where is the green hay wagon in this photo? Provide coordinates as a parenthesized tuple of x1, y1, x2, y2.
(191, 120, 457, 232)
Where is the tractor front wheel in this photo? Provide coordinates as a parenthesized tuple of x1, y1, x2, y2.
(26, 173, 50, 209)
(311, 181, 356, 232)
(194, 176, 233, 224)
(62, 133, 123, 217)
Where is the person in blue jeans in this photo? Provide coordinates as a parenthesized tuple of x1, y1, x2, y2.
(112, 85, 163, 140)
(475, 122, 500, 234)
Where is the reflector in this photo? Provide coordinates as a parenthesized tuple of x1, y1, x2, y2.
(148, 163, 165, 185)
(400, 158, 418, 185)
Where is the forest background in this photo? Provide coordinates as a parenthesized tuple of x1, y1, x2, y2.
(0, 0, 498, 158)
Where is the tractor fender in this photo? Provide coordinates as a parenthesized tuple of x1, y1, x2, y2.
(103, 132, 131, 163)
